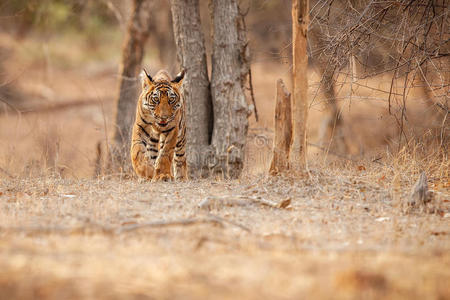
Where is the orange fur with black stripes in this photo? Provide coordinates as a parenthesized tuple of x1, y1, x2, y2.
(131, 69, 187, 181)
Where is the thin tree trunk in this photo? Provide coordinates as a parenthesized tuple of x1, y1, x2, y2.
(210, 0, 249, 179)
(315, 63, 349, 154)
(170, 0, 213, 178)
(289, 0, 309, 173)
(154, 0, 176, 67)
(269, 79, 292, 175)
(109, 0, 153, 173)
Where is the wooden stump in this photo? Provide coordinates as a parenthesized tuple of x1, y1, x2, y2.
(269, 79, 292, 175)
(408, 171, 431, 206)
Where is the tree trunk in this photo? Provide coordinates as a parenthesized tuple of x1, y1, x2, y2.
(315, 63, 349, 154)
(170, 0, 213, 178)
(109, 0, 153, 173)
(154, 0, 176, 67)
(269, 79, 292, 175)
(210, 0, 249, 179)
(289, 0, 309, 173)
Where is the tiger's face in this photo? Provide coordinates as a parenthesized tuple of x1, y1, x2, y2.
(140, 69, 185, 126)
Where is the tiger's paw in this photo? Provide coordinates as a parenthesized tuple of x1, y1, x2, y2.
(175, 175, 187, 182)
(174, 164, 188, 181)
(152, 173, 173, 182)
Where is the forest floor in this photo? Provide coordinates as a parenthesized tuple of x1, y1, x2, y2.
(1, 159, 449, 299)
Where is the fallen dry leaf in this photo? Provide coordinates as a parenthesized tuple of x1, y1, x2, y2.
(278, 198, 291, 209)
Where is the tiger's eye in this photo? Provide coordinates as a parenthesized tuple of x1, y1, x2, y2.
(168, 92, 177, 104)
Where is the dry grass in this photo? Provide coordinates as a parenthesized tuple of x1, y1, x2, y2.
(1, 20, 449, 300)
(1, 153, 449, 299)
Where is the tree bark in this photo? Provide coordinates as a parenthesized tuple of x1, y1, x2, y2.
(210, 0, 249, 179)
(269, 79, 292, 175)
(170, 0, 213, 178)
(109, 0, 153, 173)
(289, 0, 309, 173)
(153, 0, 176, 66)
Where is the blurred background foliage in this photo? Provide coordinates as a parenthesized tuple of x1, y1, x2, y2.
(0, 0, 447, 178)
(1, 0, 119, 37)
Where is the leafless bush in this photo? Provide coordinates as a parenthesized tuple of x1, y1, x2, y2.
(309, 0, 448, 148)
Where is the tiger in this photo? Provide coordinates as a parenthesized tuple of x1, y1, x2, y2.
(130, 69, 187, 182)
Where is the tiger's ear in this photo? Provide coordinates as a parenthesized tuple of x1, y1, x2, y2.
(171, 69, 185, 87)
(140, 68, 153, 90)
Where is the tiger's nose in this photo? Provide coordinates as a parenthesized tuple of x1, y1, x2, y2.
(159, 116, 170, 124)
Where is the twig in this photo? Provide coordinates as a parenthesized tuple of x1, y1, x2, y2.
(1, 215, 251, 235)
(102, 0, 125, 30)
(94, 141, 102, 177)
(118, 215, 250, 233)
(205, 213, 251, 232)
(198, 195, 291, 210)
(248, 196, 291, 208)
(372, 157, 382, 163)
(435, 102, 449, 113)
(0, 166, 14, 178)
(248, 65, 259, 122)
(0, 224, 115, 235)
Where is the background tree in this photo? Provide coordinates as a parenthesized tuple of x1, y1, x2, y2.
(210, 0, 250, 178)
(109, 0, 153, 173)
(289, 0, 309, 173)
(171, 0, 250, 179)
(170, 0, 213, 178)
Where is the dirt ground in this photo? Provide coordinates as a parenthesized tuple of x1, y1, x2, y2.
(1, 159, 449, 299)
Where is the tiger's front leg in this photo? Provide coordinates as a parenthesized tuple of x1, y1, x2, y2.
(174, 125, 187, 181)
(131, 140, 154, 180)
(152, 128, 178, 182)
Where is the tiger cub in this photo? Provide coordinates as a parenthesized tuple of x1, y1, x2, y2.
(131, 69, 187, 181)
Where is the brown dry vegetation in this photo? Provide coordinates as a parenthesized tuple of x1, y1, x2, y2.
(0, 1, 449, 299)
(1, 157, 449, 299)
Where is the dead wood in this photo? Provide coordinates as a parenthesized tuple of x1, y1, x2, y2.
(1, 214, 251, 235)
(408, 171, 431, 206)
(269, 79, 292, 175)
(0, 224, 115, 236)
(118, 214, 250, 233)
(198, 195, 291, 210)
(289, 0, 309, 173)
(94, 141, 102, 177)
(248, 65, 258, 122)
